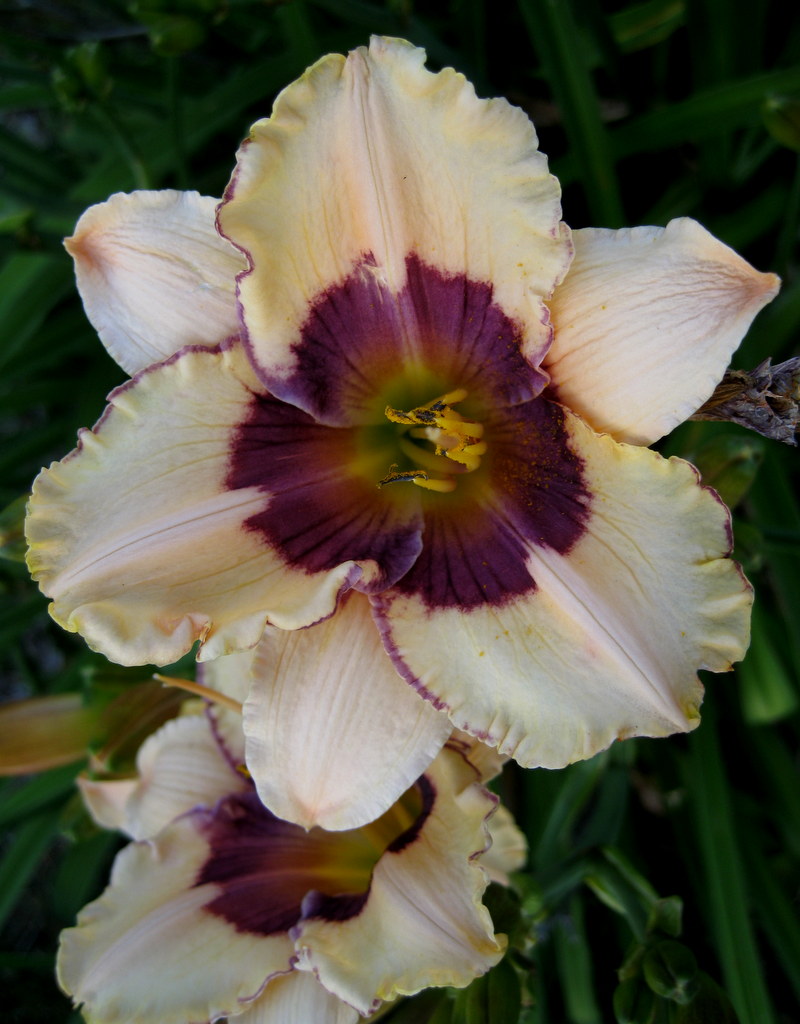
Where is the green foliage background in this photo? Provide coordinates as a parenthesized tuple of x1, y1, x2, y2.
(1, 1, 798, 1022)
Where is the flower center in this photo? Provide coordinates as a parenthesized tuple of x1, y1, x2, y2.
(198, 779, 431, 935)
(378, 389, 487, 493)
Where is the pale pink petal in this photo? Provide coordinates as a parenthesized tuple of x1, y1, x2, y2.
(244, 593, 451, 830)
(66, 191, 246, 375)
(546, 218, 780, 444)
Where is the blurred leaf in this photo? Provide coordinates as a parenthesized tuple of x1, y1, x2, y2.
(614, 977, 658, 1024)
(452, 956, 522, 1024)
(738, 828, 800, 1006)
(737, 601, 798, 724)
(482, 882, 523, 945)
(609, 0, 685, 53)
(51, 41, 112, 112)
(518, 0, 624, 226)
(685, 701, 777, 1024)
(0, 764, 80, 829)
(671, 972, 741, 1023)
(686, 435, 765, 509)
(0, 254, 72, 374)
(132, 10, 208, 56)
(613, 67, 800, 156)
(0, 494, 28, 561)
(553, 894, 602, 1023)
(50, 829, 119, 922)
(762, 95, 800, 152)
(380, 988, 455, 1023)
(0, 810, 61, 933)
(646, 897, 683, 939)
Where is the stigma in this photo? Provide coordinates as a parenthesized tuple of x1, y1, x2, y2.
(379, 389, 487, 492)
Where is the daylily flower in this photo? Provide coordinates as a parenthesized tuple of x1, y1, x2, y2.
(27, 38, 778, 830)
(61, 684, 518, 1024)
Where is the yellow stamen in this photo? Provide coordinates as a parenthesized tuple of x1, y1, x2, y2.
(377, 464, 429, 488)
(380, 388, 486, 491)
(397, 436, 464, 475)
(412, 475, 457, 493)
(153, 674, 243, 714)
(443, 440, 488, 471)
(432, 416, 484, 439)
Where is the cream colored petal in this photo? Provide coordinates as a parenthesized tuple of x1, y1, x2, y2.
(294, 748, 504, 1014)
(481, 804, 528, 884)
(446, 730, 508, 785)
(234, 973, 359, 1024)
(243, 592, 451, 830)
(547, 219, 780, 445)
(77, 776, 138, 833)
(66, 191, 246, 375)
(201, 646, 257, 705)
(25, 343, 360, 667)
(220, 37, 570, 395)
(122, 714, 248, 840)
(375, 408, 752, 769)
(57, 819, 292, 1024)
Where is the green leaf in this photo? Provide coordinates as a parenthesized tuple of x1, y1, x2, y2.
(614, 977, 658, 1024)
(737, 602, 798, 725)
(670, 972, 741, 1024)
(0, 763, 81, 829)
(0, 254, 73, 374)
(646, 897, 683, 939)
(0, 810, 61, 932)
(553, 894, 602, 1024)
(609, 0, 686, 54)
(642, 941, 699, 1005)
(0, 494, 28, 562)
(762, 95, 800, 152)
(607, 66, 800, 160)
(684, 701, 777, 1024)
(686, 435, 765, 510)
(452, 956, 522, 1024)
(51, 829, 119, 922)
(482, 882, 523, 944)
(517, 0, 624, 226)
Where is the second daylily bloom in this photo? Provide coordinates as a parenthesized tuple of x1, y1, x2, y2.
(27, 38, 778, 829)
(63, 688, 517, 1024)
